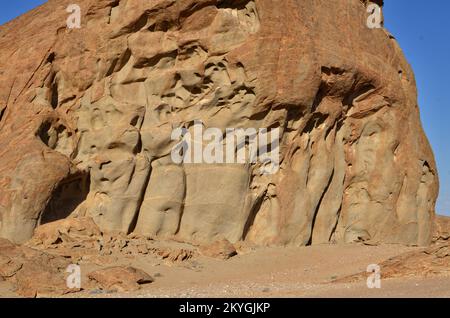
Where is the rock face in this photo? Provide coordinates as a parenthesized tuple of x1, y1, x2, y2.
(0, 0, 438, 246)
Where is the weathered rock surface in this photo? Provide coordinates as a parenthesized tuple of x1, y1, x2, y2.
(199, 239, 237, 260)
(28, 217, 102, 248)
(26, 217, 197, 262)
(433, 215, 450, 243)
(336, 244, 450, 283)
(0, 236, 156, 297)
(0, 238, 75, 297)
(0, 0, 438, 247)
(336, 215, 450, 282)
(87, 266, 154, 292)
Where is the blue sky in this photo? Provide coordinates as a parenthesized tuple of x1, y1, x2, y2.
(0, 1, 47, 24)
(0, 1, 448, 216)
(384, 0, 450, 216)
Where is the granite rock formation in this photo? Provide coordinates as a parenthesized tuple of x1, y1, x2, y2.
(0, 0, 438, 246)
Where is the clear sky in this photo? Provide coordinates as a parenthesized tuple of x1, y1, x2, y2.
(383, 0, 450, 216)
(0, 1, 448, 216)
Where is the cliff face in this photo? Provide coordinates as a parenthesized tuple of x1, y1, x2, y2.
(0, 0, 438, 246)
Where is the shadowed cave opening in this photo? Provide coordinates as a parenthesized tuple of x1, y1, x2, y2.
(217, 0, 253, 10)
(39, 172, 91, 225)
(0, 107, 5, 123)
(50, 80, 59, 109)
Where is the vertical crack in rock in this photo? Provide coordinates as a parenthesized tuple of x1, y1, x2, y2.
(0, 107, 5, 124)
(242, 188, 267, 240)
(50, 79, 59, 109)
(308, 169, 335, 246)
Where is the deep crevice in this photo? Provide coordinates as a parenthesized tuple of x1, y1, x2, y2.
(50, 80, 59, 109)
(134, 50, 177, 69)
(343, 83, 375, 107)
(106, 48, 132, 77)
(37, 121, 53, 146)
(303, 113, 329, 134)
(129, 14, 149, 33)
(37, 121, 69, 150)
(328, 203, 343, 242)
(46, 52, 55, 64)
(40, 172, 91, 225)
(217, 0, 253, 10)
(307, 169, 335, 246)
(242, 190, 267, 240)
(0, 107, 5, 123)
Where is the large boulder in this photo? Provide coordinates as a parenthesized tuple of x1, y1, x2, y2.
(0, 0, 438, 246)
(87, 266, 154, 292)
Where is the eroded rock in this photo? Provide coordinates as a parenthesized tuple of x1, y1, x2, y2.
(336, 244, 450, 283)
(0, 239, 75, 297)
(0, 0, 439, 247)
(87, 266, 154, 292)
(199, 239, 237, 260)
(27, 218, 197, 264)
(433, 215, 450, 243)
(28, 217, 102, 248)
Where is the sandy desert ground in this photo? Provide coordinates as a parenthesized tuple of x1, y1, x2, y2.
(1, 242, 448, 298)
(0, 215, 448, 298)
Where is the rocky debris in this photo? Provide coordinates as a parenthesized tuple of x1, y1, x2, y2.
(0, 238, 75, 297)
(0, 235, 158, 297)
(25, 217, 104, 261)
(153, 247, 195, 263)
(87, 266, 154, 292)
(433, 215, 450, 243)
(104, 235, 196, 262)
(0, 236, 164, 297)
(26, 218, 196, 263)
(199, 239, 237, 260)
(92, 233, 196, 262)
(27, 217, 101, 248)
(0, 0, 438, 247)
(335, 244, 450, 283)
(81, 254, 119, 267)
